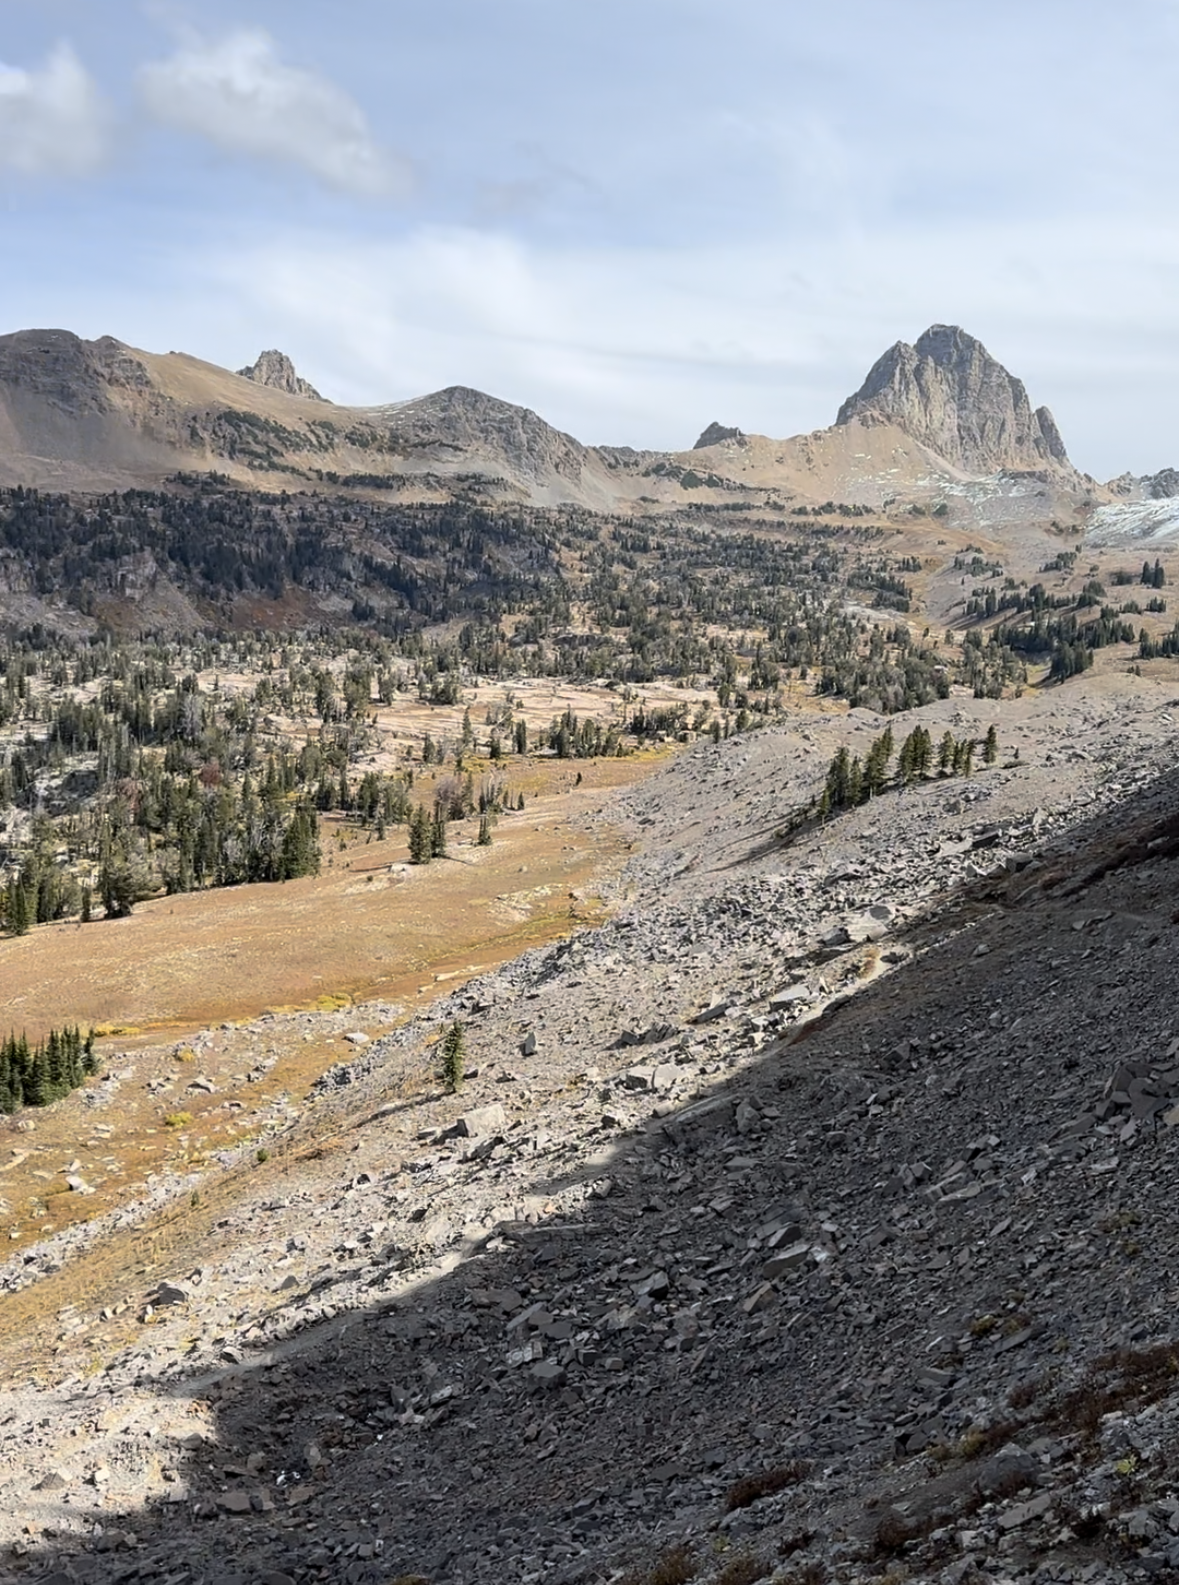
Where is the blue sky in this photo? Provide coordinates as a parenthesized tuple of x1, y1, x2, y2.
(0, 0, 1176, 475)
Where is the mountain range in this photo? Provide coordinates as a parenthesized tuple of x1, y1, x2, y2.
(0, 322, 1174, 543)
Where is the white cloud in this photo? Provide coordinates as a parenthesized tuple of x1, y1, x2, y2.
(0, 44, 111, 178)
(189, 218, 1179, 477)
(138, 28, 408, 198)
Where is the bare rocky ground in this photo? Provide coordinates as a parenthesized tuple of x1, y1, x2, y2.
(2, 669, 1179, 1585)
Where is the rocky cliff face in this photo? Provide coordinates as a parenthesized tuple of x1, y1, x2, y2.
(836, 324, 1071, 475)
(236, 349, 326, 402)
(1108, 466, 1179, 501)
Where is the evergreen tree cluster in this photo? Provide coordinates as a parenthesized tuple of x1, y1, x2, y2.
(1138, 623, 1179, 661)
(1142, 559, 1166, 589)
(0, 1026, 97, 1113)
(816, 721, 992, 819)
(407, 804, 449, 864)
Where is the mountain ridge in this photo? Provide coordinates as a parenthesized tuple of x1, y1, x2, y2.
(0, 323, 1145, 532)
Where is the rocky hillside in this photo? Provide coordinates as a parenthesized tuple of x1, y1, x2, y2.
(0, 330, 628, 508)
(3, 671, 1179, 1585)
(365, 384, 606, 502)
(836, 325, 1071, 477)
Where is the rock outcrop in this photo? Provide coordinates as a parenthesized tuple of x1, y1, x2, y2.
(236, 349, 326, 402)
(1107, 466, 1179, 500)
(0, 329, 152, 414)
(693, 421, 746, 449)
(1145, 466, 1179, 499)
(836, 323, 1071, 475)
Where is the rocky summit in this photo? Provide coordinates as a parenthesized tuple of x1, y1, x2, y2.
(836, 325, 1071, 477)
(235, 351, 327, 403)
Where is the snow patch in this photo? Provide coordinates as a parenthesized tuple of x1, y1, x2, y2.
(1087, 498, 1179, 547)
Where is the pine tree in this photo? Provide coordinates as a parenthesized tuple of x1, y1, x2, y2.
(408, 805, 433, 864)
(440, 1021, 465, 1094)
(477, 814, 493, 846)
(825, 746, 852, 809)
(9, 879, 31, 936)
(862, 728, 894, 798)
(431, 808, 449, 859)
(984, 724, 998, 765)
(846, 756, 864, 807)
(898, 730, 918, 785)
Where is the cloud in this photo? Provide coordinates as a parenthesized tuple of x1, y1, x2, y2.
(138, 28, 408, 198)
(186, 218, 1179, 477)
(0, 44, 112, 178)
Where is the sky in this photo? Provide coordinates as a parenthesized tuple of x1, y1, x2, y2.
(0, 0, 1176, 477)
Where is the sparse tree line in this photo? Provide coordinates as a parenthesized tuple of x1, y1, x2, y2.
(406, 773, 513, 864)
(962, 560, 1170, 683)
(1138, 624, 1179, 661)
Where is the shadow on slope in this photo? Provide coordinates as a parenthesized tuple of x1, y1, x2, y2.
(8, 757, 1179, 1585)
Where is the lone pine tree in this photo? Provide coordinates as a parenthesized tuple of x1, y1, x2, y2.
(440, 1022, 465, 1094)
(408, 804, 433, 864)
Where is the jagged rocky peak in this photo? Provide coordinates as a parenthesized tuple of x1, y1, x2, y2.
(836, 323, 1070, 475)
(236, 349, 326, 402)
(1146, 468, 1179, 500)
(693, 421, 746, 449)
(1109, 467, 1179, 500)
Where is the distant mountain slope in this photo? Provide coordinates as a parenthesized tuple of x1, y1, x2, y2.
(0, 322, 1122, 530)
(0, 330, 628, 507)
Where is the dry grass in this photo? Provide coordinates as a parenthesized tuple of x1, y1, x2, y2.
(871, 1510, 932, 1557)
(1054, 1344, 1179, 1440)
(954, 1419, 1022, 1462)
(617, 1543, 698, 1585)
(1007, 1374, 1046, 1410)
(776, 1564, 825, 1585)
(775, 1531, 818, 1562)
(724, 1460, 810, 1511)
(716, 1553, 769, 1585)
(0, 758, 659, 1262)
